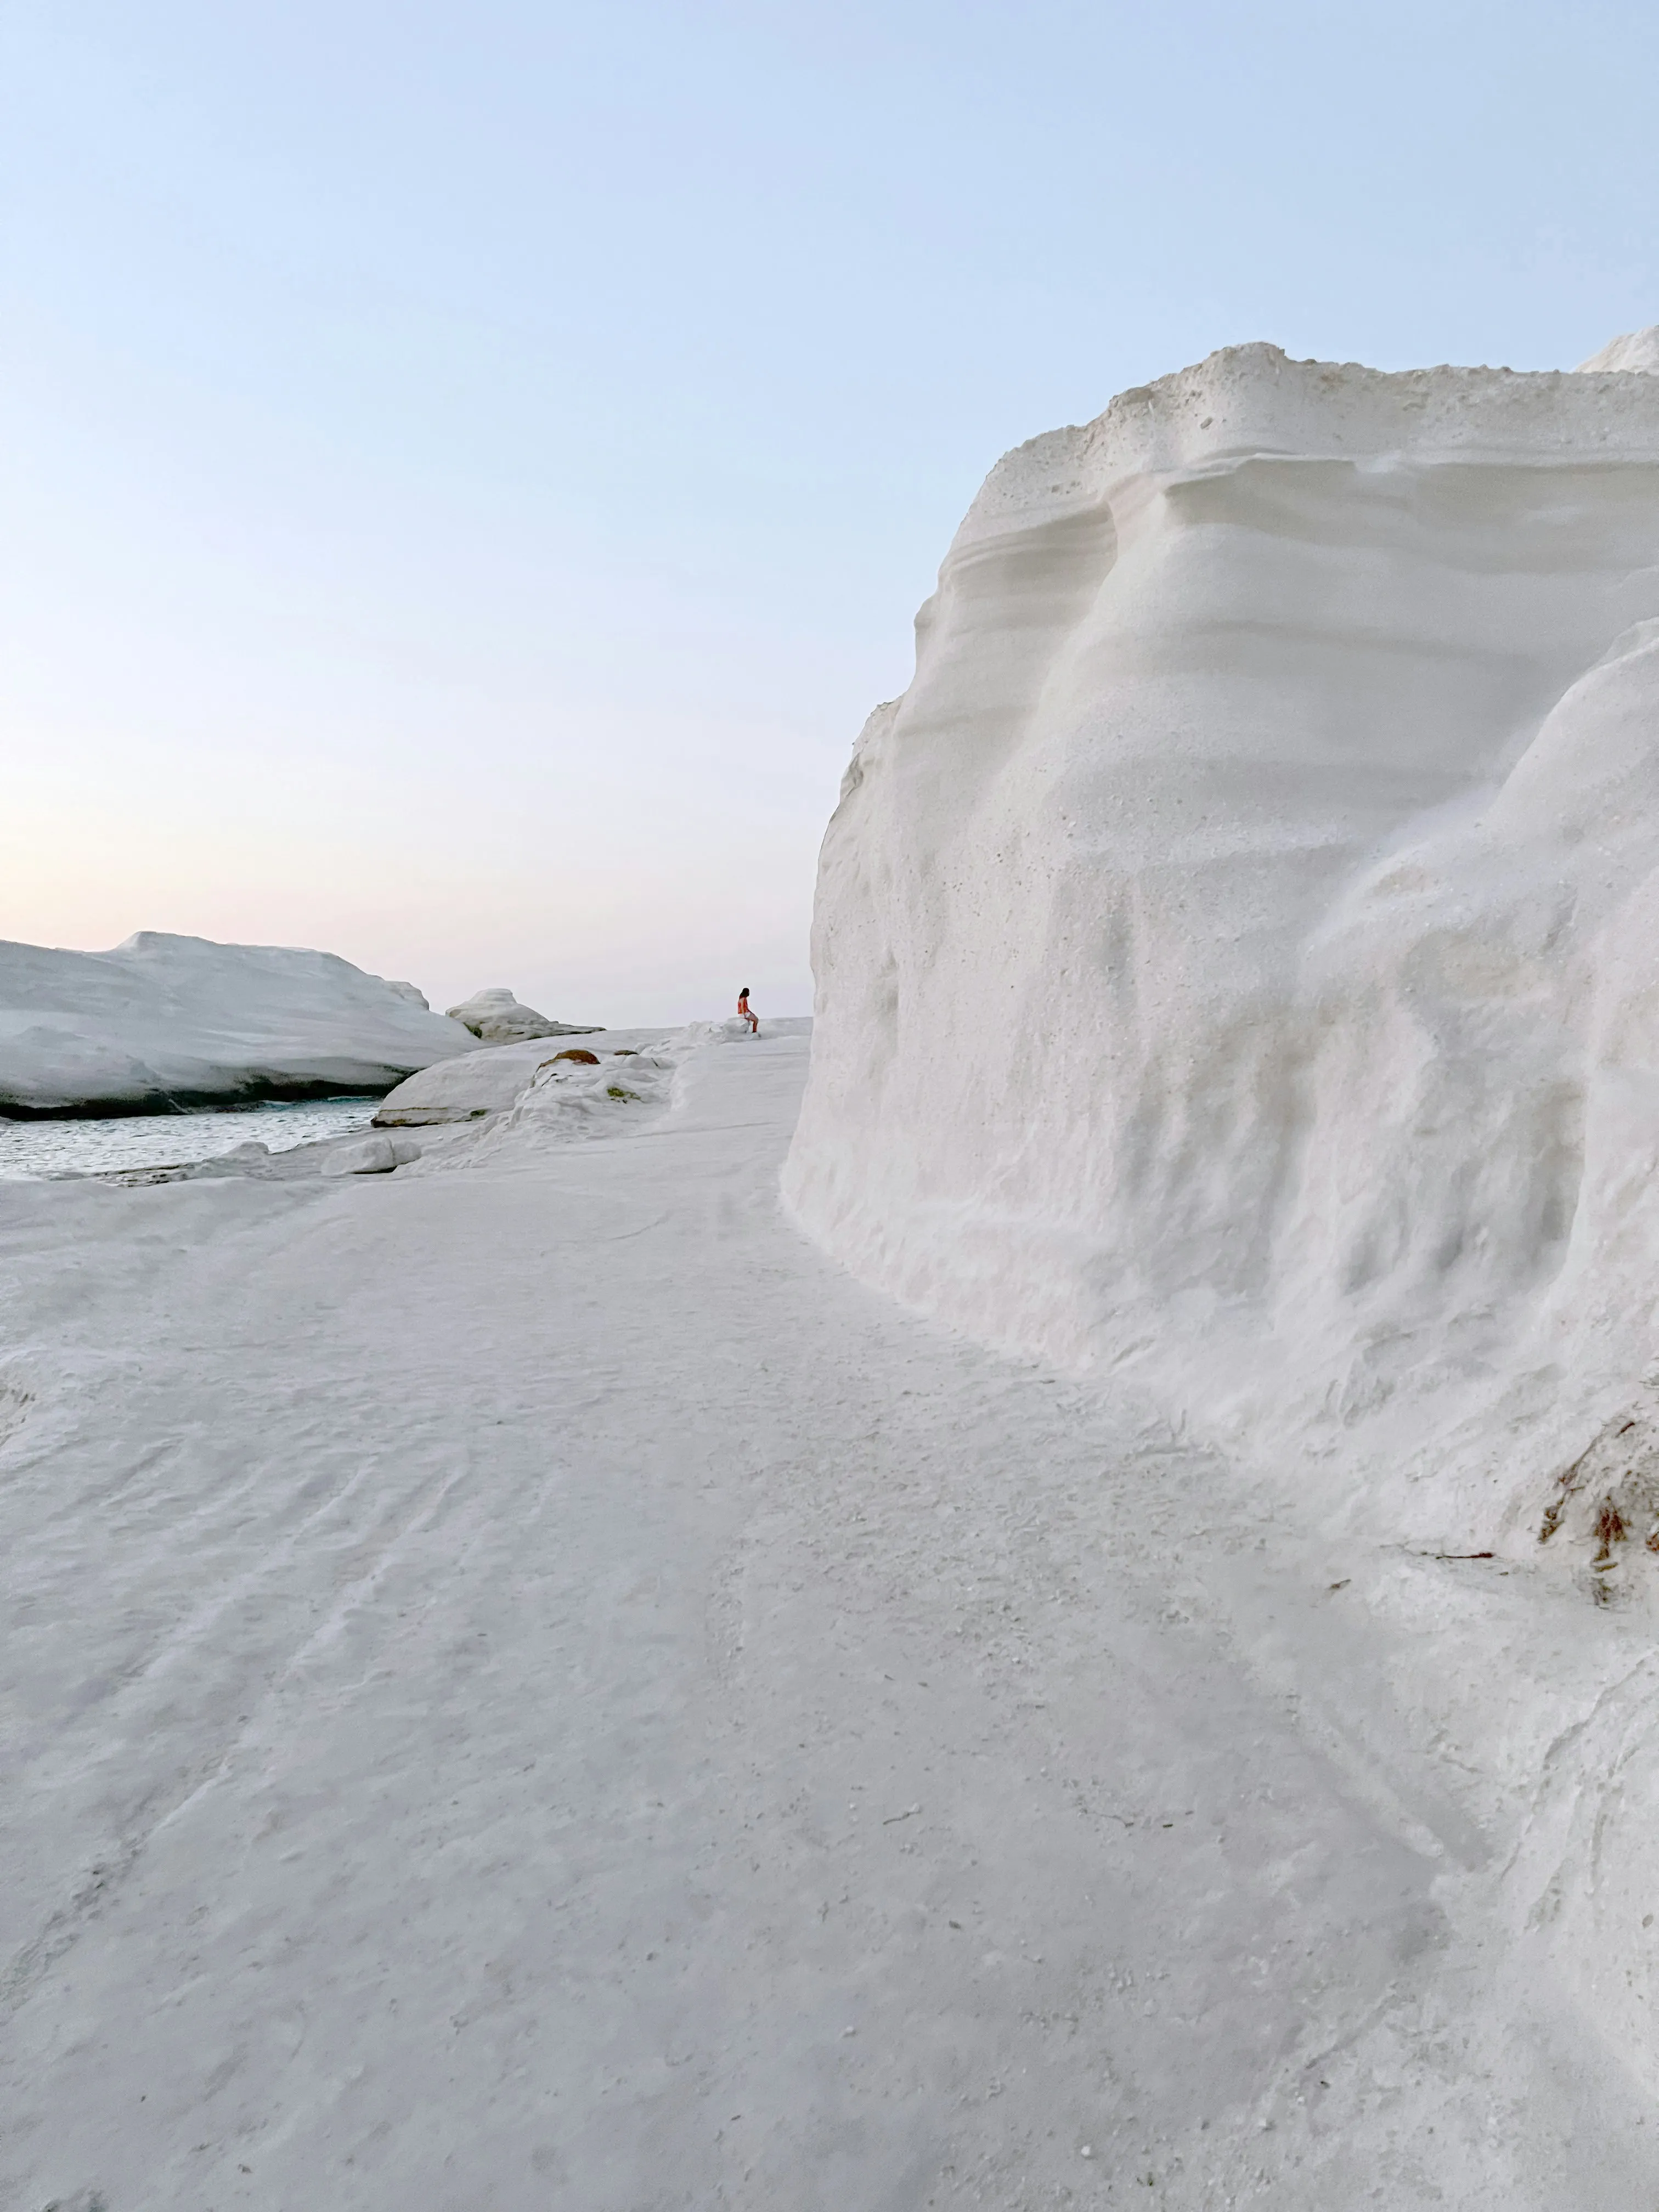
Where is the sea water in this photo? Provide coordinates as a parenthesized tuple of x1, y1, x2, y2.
(0, 1096, 379, 1181)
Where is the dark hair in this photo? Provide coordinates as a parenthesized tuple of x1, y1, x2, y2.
(739, 985, 749, 995)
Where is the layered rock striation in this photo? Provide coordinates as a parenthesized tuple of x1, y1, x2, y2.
(785, 337, 1659, 1545)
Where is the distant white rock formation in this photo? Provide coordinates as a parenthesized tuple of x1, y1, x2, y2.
(0, 932, 474, 1117)
(444, 988, 601, 1045)
(1578, 324, 1659, 373)
(786, 338, 1659, 1566)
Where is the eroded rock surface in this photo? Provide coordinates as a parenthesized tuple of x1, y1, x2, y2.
(444, 987, 600, 1044)
(786, 338, 1659, 1551)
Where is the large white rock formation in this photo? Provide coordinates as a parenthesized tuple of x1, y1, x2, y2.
(0, 933, 474, 1116)
(785, 336, 1659, 1565)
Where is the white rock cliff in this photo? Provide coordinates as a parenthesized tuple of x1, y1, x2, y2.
(785, 338, 1659, 1566)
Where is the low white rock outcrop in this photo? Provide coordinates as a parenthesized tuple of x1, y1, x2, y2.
(445, 987, 600, 1043)
(0, 933, 473, 1116)
(375, 1030, 669, 1126)
(785, 336, 1659, 1559)
(320, 1133, 423, 1177)
(374, 1038, 573, 1125)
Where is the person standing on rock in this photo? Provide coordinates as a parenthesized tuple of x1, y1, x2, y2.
(737, 987, 759, 1035)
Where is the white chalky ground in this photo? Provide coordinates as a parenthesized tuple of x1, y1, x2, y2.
(1, 1034, 1650, 2209)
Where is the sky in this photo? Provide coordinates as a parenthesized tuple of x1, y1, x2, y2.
(2, 1, 1656, 1024)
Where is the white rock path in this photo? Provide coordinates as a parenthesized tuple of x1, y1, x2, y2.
(0, 1036, 1650, 2209)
